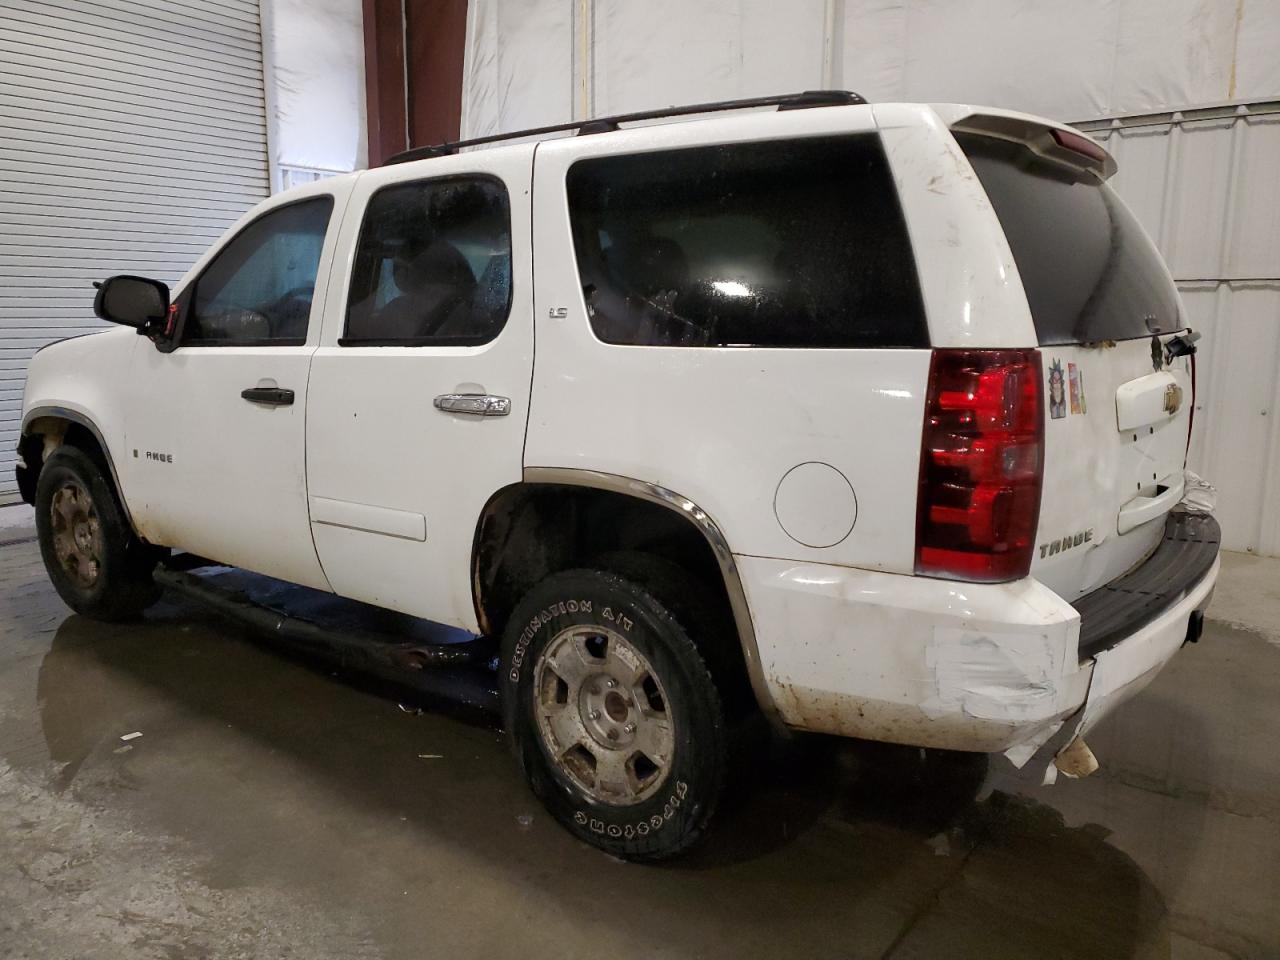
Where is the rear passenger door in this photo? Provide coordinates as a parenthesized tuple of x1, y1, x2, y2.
(305, 147, 534, 629)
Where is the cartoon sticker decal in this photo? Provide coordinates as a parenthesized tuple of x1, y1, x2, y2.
(1068, 362, 1086, 415)
(1048, 359, 1067, 420)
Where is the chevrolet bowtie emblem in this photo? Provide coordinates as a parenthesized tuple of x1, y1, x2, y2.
(1163, 382, 1183, 415)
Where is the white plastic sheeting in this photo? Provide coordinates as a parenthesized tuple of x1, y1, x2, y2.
(1081, 103, 1280, 556)
(461, 0, 1280, 136)
(460, 1, 1280, 557)
(262, 0, 367, 180)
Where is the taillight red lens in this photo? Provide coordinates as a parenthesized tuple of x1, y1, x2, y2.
(915, 349, 1044, 582)
(1050, 127, 1108, 164)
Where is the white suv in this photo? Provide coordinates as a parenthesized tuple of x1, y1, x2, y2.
(16, 92, 1221, 860)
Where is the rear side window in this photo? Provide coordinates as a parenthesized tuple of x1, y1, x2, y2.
(956, 133, 1181, 345)
(565, 134, 928, 348)
(343, 176, 512, 346)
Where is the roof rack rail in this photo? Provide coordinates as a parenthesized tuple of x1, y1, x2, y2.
(384, 89, 866, 166)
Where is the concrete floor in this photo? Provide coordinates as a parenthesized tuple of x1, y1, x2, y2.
(1, 523, 1278, 959)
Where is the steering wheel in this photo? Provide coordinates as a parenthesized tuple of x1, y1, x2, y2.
(267, 284, 315, 314)
(262, 285, 315, 338)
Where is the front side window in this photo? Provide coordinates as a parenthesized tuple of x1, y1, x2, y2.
(185, 197, 333, 345)
(566, 134, 928, 348)
(343, 176, 512, 346)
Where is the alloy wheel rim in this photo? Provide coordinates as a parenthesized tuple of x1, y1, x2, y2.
(533, 624, 675, 806)
(50, 480, 103, 589)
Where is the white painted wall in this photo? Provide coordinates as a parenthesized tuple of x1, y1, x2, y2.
(261, 0, 367, 185)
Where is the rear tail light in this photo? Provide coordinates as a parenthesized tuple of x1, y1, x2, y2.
(915, 349, 1044, 582)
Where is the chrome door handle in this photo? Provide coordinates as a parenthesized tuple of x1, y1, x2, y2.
(433, 394, 511, 417)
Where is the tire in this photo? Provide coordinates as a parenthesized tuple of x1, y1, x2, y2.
(590, 551, 755, 721)
(501, 565, 729, 861)
(35, 445, 162, 622)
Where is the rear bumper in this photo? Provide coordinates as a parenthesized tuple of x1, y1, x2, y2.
(1060, 553, 1218, 749)
(739, 512, 1220, 759)
(1074, 511, 1220, 660)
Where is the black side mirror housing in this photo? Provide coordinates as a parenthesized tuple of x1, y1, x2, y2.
(93, 275, 171, 329)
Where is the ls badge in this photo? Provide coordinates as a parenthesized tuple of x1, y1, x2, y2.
(1163, 382, 1183, 415)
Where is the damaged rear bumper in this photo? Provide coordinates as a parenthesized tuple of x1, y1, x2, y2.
(1057, 552, 1219, 755)
(736, 516, 1220, 761)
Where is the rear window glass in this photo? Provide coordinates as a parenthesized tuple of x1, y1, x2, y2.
(565, 134, 928, 348)
(344, 177, 512, 346)
(957, 133, 1181, 345)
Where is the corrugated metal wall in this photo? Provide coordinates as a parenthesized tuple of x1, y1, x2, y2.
(0, 0, 270, 502)
(1079, 101, 1280, 556)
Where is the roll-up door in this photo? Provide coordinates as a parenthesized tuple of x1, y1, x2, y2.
(0, 0, 270, 501)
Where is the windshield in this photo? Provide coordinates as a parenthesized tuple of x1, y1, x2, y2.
(956, 133, 1181, 345)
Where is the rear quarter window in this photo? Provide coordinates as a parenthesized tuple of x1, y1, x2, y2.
(956, 132, 1181, 346)
(565, 134, 928, 349)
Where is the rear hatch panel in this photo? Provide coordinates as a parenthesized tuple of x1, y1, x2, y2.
(952, 122, 1195, 602)
(1034, 338, 1194, 601)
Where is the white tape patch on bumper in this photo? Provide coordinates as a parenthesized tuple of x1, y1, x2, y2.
(922, 628, 1063, 723)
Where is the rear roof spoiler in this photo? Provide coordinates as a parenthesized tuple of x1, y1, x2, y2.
(931, 104, 1117, 180)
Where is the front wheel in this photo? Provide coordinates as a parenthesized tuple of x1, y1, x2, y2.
(501, 566, 729, 861)
(35, 445, 161, 621)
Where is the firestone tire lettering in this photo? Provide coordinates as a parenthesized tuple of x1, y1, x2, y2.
(567, 781, 690, 837)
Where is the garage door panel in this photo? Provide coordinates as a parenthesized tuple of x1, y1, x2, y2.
(5, 4, 265, 71)
(0, 262, 197, 280)
(1, 74, 267, 132)
(60, 0, 263, 42)
(0, 0, 268, 500)
(0, 89, 267, 145)
(4, 129, 268, 179)
(2, 225, 226, 249)
(0, 43, 265, 106)
(0, 154, 267, 197)
(1, 193, 256, 224)
(0, 38, 263, 103)
(3, 207, 240, 235)
(1, 111, 268, 160)
(0, 65, 264, 129)
(0, 183, 260, 215)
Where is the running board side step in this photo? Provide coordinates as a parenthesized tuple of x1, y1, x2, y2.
(153, 567, 500, 715)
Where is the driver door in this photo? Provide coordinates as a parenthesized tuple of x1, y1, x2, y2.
(123, 183, 352, 589)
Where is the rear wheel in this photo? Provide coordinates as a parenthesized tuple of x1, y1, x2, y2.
(35, 445, 161, 621)
(501, 565, 729, 861)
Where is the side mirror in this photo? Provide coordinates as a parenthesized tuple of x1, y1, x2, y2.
(93, 275, 170, 329)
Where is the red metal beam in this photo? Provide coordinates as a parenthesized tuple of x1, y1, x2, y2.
(362, 0, 409, 166)
(405, 0, 469, 147)
(363, 0, 469, 165)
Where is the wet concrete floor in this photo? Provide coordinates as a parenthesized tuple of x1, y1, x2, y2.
(1, 535, 1278, 959)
